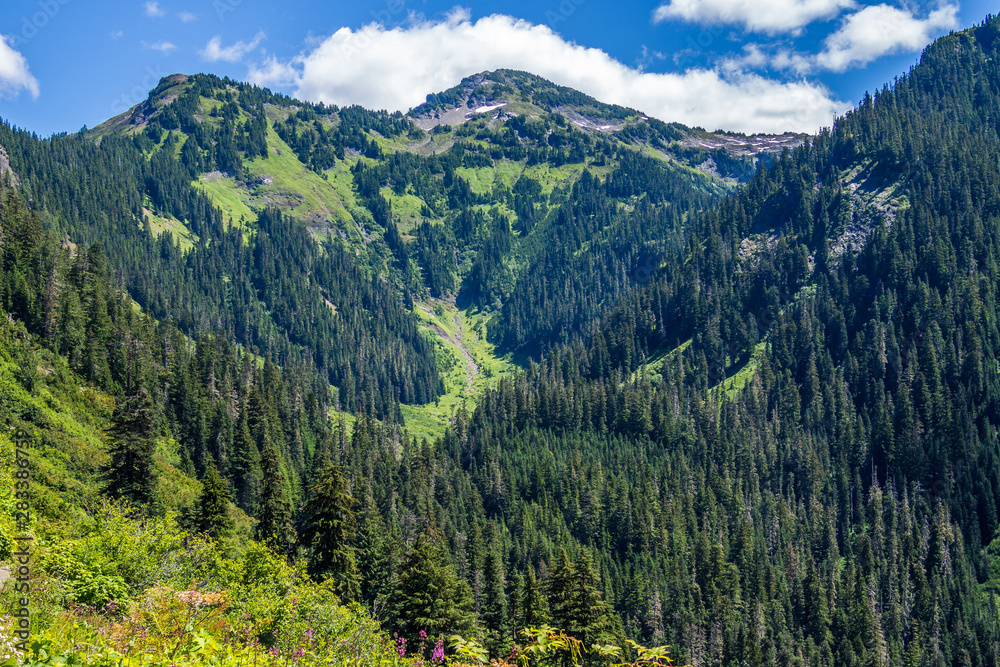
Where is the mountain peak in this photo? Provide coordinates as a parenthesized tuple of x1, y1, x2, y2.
(408, 69, 640, 129)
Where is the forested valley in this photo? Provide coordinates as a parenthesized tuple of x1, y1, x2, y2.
(1, 14, 1000, 667)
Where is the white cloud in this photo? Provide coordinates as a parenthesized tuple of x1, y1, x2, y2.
(179, 11, 197, 22)
(652, 0, 855, 34)
(249, 12, 847, 134)
(143, 40, 176, 53)
(145, 1, 166, 18)
(248, 56, 300, 90)
(111, 30, 125, 40)
(201, 32, 265, 63)
(816, 4, 959, 71)
(720, 44, 768, 74)
(772, 49, 815, 75)
(0, 36, 40, 99)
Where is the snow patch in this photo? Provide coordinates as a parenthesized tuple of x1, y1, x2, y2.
(474, 103, 507, 114)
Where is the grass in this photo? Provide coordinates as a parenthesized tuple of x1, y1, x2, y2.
(453, 158, 612, 201)
(721, 342, 767, 398)
(191, 128, 361, 240)
(401, 300, 518, 443)
(632, 339, 691, 386)
(244, 128, 354, 227)
(193, 175, 258, 229)
(144, 209, 199, 252)
(381, 187, 431, 232)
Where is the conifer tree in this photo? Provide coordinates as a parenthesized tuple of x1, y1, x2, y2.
(355, 493, 397, 611)
(482, 525, 511, 656)
(192, 458, 234, 539)
(102, 387, 158, 510)
(546, 549, 621, 647)
(255, 443, 297, 560)
(301, 463, 360, 600)
(515, 568, 549, 630)
(390, 528, 475, 639)
(231, 415, 262, 511)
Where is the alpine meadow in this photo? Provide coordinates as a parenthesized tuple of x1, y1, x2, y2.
(1, 8, 1000, 667)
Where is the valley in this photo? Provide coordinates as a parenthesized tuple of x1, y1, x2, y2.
(2, 15, 1000, 667)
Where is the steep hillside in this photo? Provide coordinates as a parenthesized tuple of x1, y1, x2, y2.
(6, 69, 797, 435)
(4, 16, 1000, 666)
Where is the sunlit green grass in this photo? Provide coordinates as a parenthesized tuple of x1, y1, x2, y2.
(401, 300, 518, 443)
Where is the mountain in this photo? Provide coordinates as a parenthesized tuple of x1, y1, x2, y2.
(4, 67, 801, 431)
(3, 13, 1000, 666)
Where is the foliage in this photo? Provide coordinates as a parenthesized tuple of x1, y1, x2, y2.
(5, 15, 1000, 666)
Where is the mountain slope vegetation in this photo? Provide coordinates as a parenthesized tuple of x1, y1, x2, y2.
(2, 14, 1000, 667)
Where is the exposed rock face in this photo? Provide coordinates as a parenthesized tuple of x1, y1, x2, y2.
(829, 165, 903, 260)
(0, 144, 19, 188)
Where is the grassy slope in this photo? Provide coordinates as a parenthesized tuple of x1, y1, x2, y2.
(402, 300, 518, 443)
(144, 208, 199, 252)
(186, 126, 530, 442)
(0, 317, 211, 549)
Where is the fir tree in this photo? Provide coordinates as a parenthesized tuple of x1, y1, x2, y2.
(390, 528, 475, 639)
(546, 549, 621, 647)
(102, 387, 158, 510)
(231, 415, 261, 511)
(254, 443, 297, 560)
(191, 458, 234, 539)
(355, 493, 397, 612)
(301, 463, 360, 600)
(482, 524, 511, 656)
(515, 568, 549, 630)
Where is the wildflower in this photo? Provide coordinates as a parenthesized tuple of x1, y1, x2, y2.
(432, 637, 445, 664)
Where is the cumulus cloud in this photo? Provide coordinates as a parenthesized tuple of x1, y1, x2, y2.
(719, 44, 769, 74)
(201, 32, 265, 62)
(0, 36, 40, 99)
(143, 40, 176, 53)
(816, 4, 959, 71)
(179, 11, 197, 22)
(248, 56, 300, 89)
(772, 49, 815, 75)
(249, 11, 847, 134)
(145, 1, 166, 18)
(652, 0, 855, 34)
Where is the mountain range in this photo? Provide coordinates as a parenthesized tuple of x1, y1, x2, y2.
(1, 13, 1000, 667)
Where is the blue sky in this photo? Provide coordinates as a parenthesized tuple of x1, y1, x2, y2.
(0, 0, 994, 135)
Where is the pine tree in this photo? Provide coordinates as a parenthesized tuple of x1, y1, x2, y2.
(390, 528, 475, 639)
(254, 443, 297, 560)
(102, 387, 158, 510)
(546, 549, 621, 647)
(515, 568, 549, 630)
(482, 524, 511, 656)
(301, 463, 360, 600)
(355, 493, 397, 611)
(231, 415, 262, 511)
(192, 458, 234, 539)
